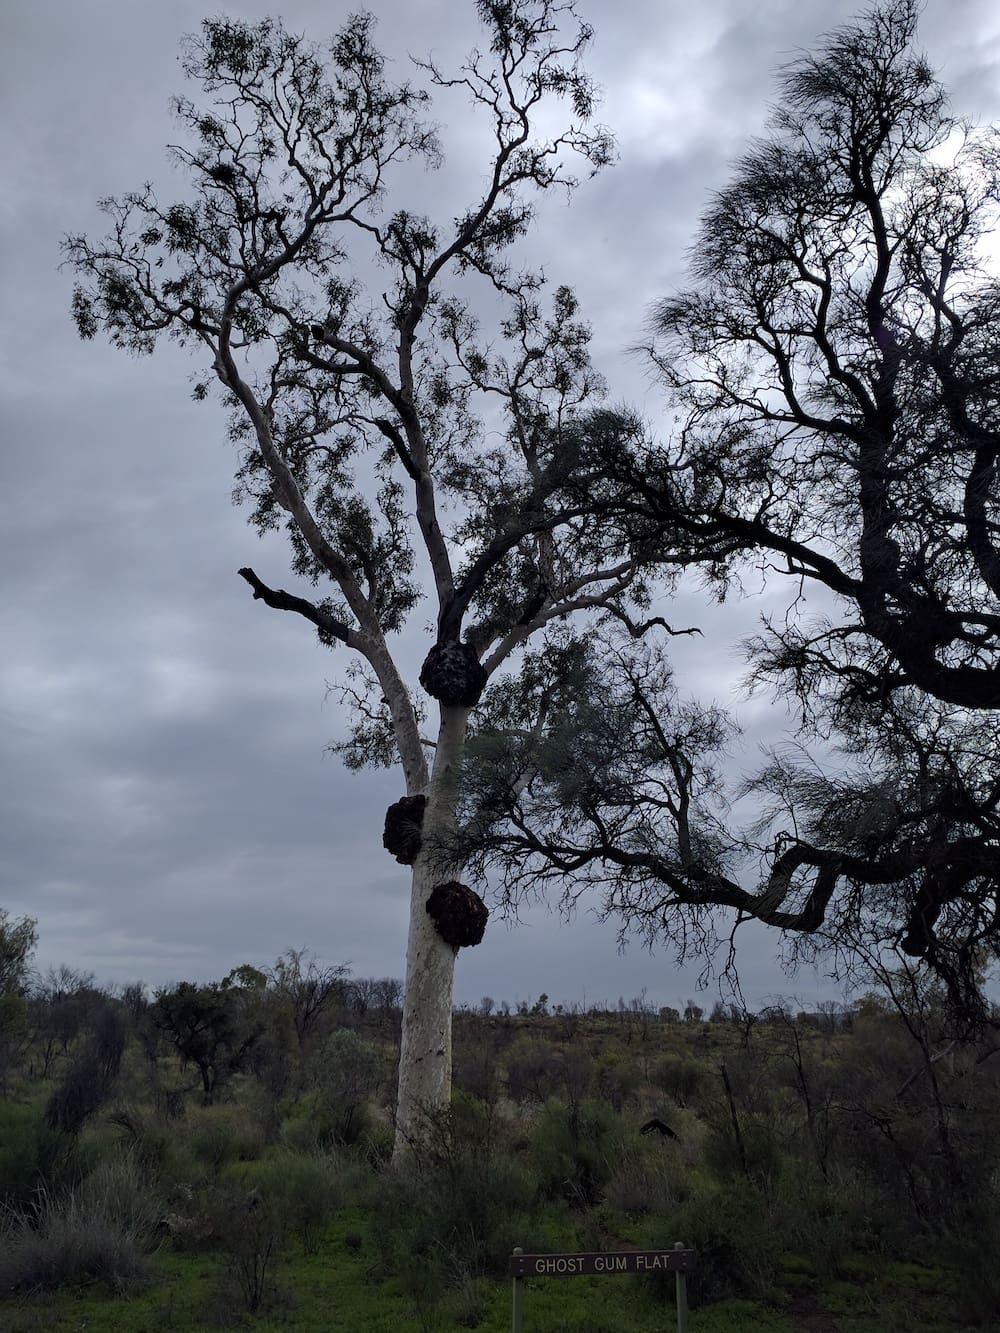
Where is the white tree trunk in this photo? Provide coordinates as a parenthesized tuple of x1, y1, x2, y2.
(393, 859, 457, 1156)
(393, 703, 469, 1160)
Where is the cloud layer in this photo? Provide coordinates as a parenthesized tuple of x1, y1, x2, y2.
(4, 0, 999, 1009)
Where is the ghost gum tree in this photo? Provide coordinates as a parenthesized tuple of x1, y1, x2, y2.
(64, 1, 665, 1154)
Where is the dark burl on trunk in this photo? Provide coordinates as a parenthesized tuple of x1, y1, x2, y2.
(419, 641, 488, 708)
(426, 882, 489, 948)
(382, 794, 427, 865)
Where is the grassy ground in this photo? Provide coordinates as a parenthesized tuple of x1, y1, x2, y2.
(1, 1211, 993, 1333)
(6, 1003, 1000, 1332)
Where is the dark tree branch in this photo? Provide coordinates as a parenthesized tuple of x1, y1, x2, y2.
(237, 566, 360, 648)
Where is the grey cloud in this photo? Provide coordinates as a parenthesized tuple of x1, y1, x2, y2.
(4, 0, 997, 1009)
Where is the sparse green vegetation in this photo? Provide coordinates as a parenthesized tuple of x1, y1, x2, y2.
(1, 952, 998, 1331)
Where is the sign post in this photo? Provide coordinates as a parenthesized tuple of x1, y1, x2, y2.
(511, 1247, 524, 1333)
(674, 1241, 688, 1333)
(509, 1244, 696, 1331)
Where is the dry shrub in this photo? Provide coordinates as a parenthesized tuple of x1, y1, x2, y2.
(603, 1141, 684, 1217)
(0, 1153, 159, 1294)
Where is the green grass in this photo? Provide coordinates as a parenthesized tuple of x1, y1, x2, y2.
(6, 1216, 989, 1333)
(2, 1245, 993, 1333)
(0, 1204, 795, 1333)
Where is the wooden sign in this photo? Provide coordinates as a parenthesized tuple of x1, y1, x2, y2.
(509, 1248, 696, 1278)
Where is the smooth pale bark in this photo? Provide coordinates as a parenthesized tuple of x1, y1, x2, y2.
(393, 702, 470, 1159)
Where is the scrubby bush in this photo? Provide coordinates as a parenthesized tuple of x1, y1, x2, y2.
(79, 1149, 164, 1243)
(0, 1206, 150, 1294)
(0, 1101, 78, 1209)
(45, 1006, 127, 1135)
(305, 1028, 385, 1146)
(503, 1036, 592, 1107)
(186, 1102, 266, 1172)
(0, 1154, 160, 1295)
(639, 1182, 782, 1306)
(703, 1112, 783, 1190)
(528, 1098, 618, 1208)
(104, 1104, 197, 1185)
(503, 1035, 561, 1104)
(651, 1053, 705, 1107)
(45, 1055, 109, 1135)
(245, 1149, 343, 1254)
(207, 1185, 285, 1315)
(602, 1139, 684, 1217)
(362, 1119, 395, 1168)
(452, 1034, 503, 1105)
(368, 1097, 536, 1292)
(945, 1198, 1000, 1326)
(369, 1152, 535, 1290)
(591, 1046, 640, 1111)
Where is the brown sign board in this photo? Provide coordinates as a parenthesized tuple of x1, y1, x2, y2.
(509, 1249, 696, 1278)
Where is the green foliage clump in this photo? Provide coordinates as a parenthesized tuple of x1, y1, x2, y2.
(300, 1028, 386, 1147)
(529, 1098, 618, 1207)
(591, 1045, 640, 1110)
(703, 1113, 783, 1190)
(245, 1148, 343, 1254)
(0, 1101, 79, 1209)
(769, 1170, 876, 1281)
(651, 1052, 705, 1106)
(639, 1182, 782, 1306)
(101, 1104, 200, 1188)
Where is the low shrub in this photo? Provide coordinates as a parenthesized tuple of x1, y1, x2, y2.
(638, 1181, 781, 1305)
(279, 1104, 321, 1153)
(771, 1168, 876, 1279)
(202, 1184, 285, 1316)
(306, 1029, 385, 1147)
(362, 1119, 395, 1168)
(367, 1105, 536, 1290)
(445, 1270, 490, 1328)
(602, 1140, 681, 1217)
(651, 1053, 706, 1106)
(245, 1149, 343, 1254)
(104, 1104, 198, 1187)
(941, 1197, 1000, 1326)
(703, 1111, 783, 1190)
(79, 1149, 163, 1243)
(528, 1098, 618, 1208)
(0, 1159, 159, 1295)
(0, 1102, 80, 1209)
(369, 1156, 535, 1287)
(186, 1103, 266, 1172)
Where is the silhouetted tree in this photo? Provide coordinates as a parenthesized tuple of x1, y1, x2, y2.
(45, 1001, 126, 1135)
(266, 949, 349, 1049)
(150, 980, 264, 1104)
(460, 0, 1000, 1025)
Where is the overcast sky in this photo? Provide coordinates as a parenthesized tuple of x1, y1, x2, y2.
(4, 0, 1000, 1011)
